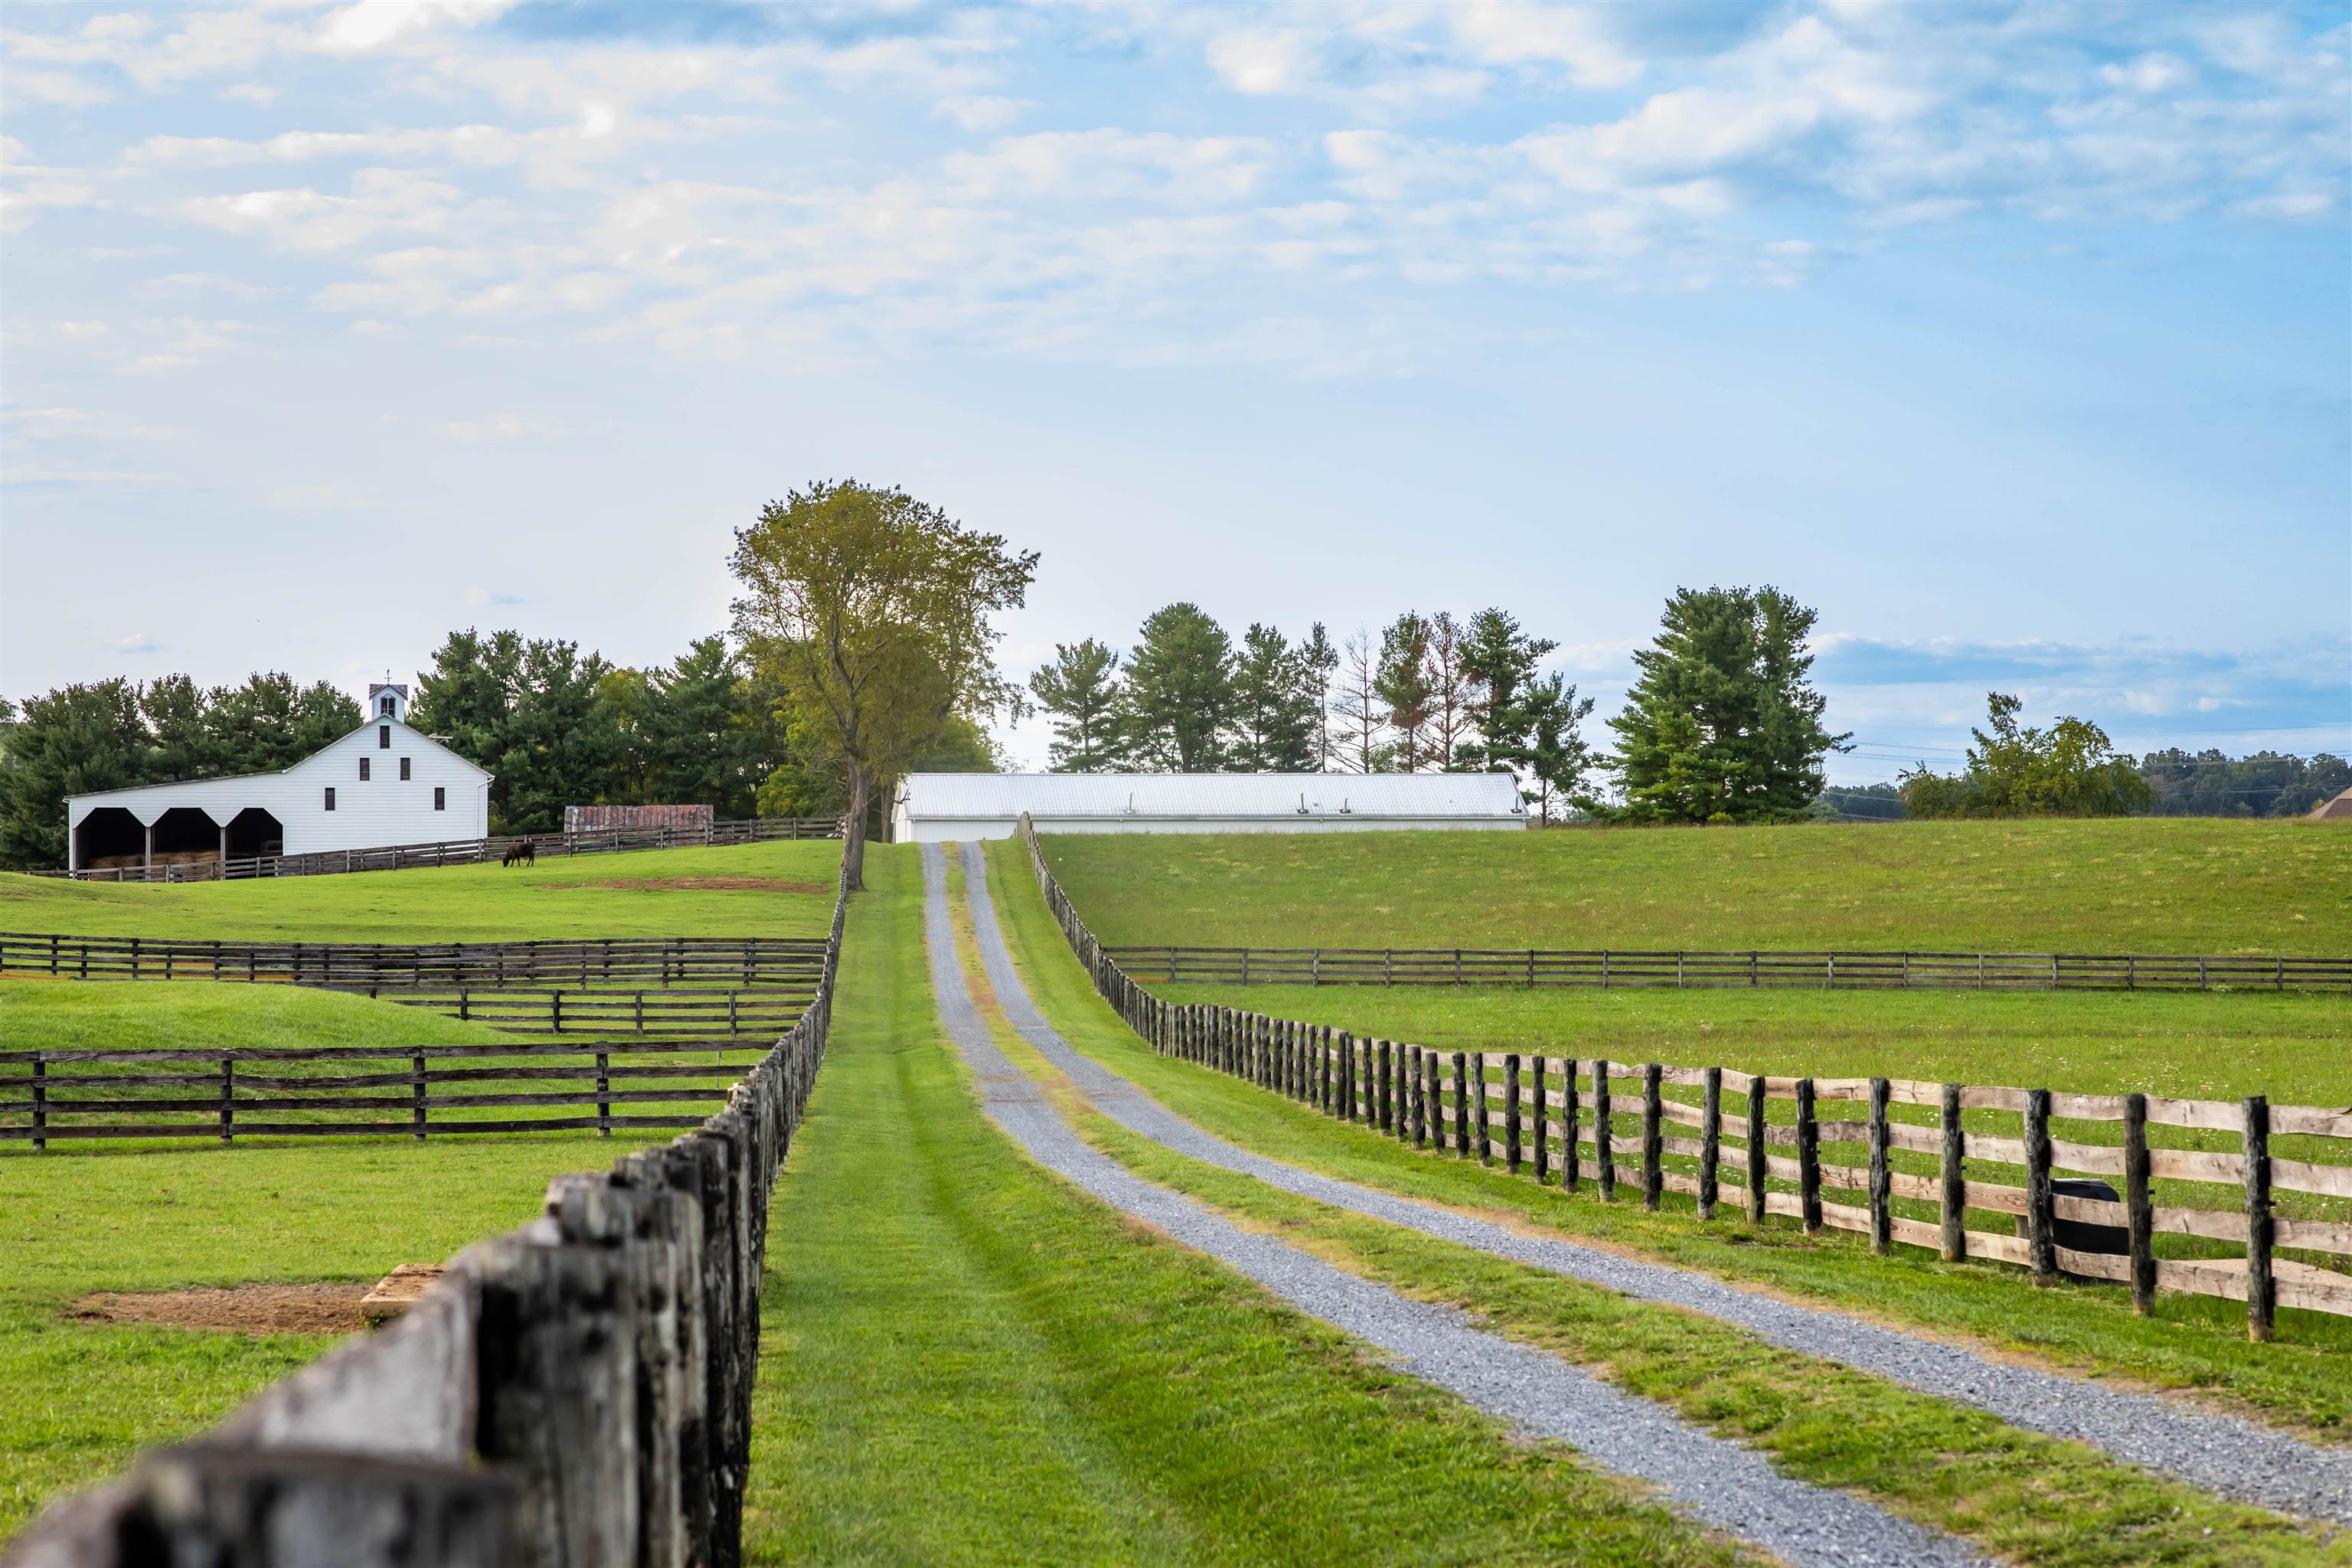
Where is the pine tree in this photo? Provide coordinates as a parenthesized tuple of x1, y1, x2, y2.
(1455, 607, 1558, 773)
(141, 675, 218, 782)
(1608, 586, 1848, 823)
(1297, 622, 1339, 769)
(1119, 603, 1233, 772)
(1229, 624, 1317, 772)
(1423, 611, 1472, 770)
(1375, 612, 1433, 772)
(645, 635, 767, 814)
(1519, 672, 1596, 823)
(0, 680, 148, 869)
(1028, 639, 1126, 772)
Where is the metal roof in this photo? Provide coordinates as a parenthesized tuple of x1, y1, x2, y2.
(898, 772, 1526, 821)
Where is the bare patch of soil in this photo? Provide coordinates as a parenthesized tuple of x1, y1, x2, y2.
(72, 1282, 368, 1335)
(561, 877, 831, 894)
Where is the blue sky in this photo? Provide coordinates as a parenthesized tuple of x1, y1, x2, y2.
(3, 0, 2346, 780)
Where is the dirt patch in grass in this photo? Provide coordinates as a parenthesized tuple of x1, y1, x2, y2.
(71, 1282, 368, 1335)
(560, 877, 831, 894)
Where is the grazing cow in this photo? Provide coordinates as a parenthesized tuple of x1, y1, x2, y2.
(502, 838, 537, 867)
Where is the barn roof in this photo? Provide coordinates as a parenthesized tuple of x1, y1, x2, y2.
(2311, 786, 2352, 820)
(66, 717, 491, 805)
(899, 772, 1526, 821)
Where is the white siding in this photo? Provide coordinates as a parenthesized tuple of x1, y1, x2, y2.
(893, 772, 1527, 841)
(67, 718, 491, 861)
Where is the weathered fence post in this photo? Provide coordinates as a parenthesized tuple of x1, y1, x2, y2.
(220, 1054, 235, 1146)
(1745, 1076, 1766, 1224)
(1698, 1067, 1720, 1220)
(1421, 1049, 1439, 1150)
(1642, 1062, 1663, 1210)
(597, 1051, 612, 1138)
(31, 1054, 47, 1153)
(2244, 1095, 2275, 1344)
(413, 1053, 428, 1140)
(1337, 1030, 1354, 1120)
(1868, 1077, 1891, 1255)
(1470, 1054, 1491, 1164)
(1377, 1040, 1395, 1132)
(1795, 1078, 1822, 1233)
(1561, 1057, 1580, 1191)
(2125, 1092, 2154, 1315)
(1594, 1057, 1615, 1200)
(1504, 1055, 1523, 1174)
(1939, 1083, 1967, 1262)
(2025, 1088, 2056, 1284)
(1531, 1056, 1549, 1184)
(1451, 1054, 1471, 1158)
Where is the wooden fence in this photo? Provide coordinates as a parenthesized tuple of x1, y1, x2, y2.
(2, 933, 828, 989)
(1102, 943, 2352, 993)
(1, 848, 851, 1567)
(1, 1040, 770, 1147)
(41, 814, 842, 884)
(1021, 818, 2352, 1338)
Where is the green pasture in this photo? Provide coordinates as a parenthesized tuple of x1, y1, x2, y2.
(0, 839, 844, 943)
(0, 1134, 658, 1538)
(1041, 818, 2351, 956)
(985, 838, 2352, 1436)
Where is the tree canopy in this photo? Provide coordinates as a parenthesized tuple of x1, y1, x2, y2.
(1900, 692, 2153, 819)
(1607, 586, 1847, 824)
(730, 479, 1035, 888)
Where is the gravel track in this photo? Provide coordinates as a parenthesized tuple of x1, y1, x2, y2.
(956, 841, 2352, 1527)
(923, 844, 1984, 1568)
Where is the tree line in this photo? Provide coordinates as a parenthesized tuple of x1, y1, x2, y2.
(1031, 584, 1851, 827)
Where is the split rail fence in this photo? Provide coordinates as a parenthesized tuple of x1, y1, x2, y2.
(1023, 819, 2352, 1338)
(2, 933, 828, 990)
(1102, 944, 2352, 994)
(44, 815, 841, 884)
(1, 849, 851, 1568)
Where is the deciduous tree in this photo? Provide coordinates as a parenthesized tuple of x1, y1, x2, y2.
(1375, 612, 1433, 772)
(1900, 693, 2153, 818)
(730, 479, 1035, 889)
(1330, 627, 1386, 773)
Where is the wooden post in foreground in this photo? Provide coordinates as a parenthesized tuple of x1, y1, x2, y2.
(1532, 1057, 1550, 1184)
(1641, 1063, 1663, 1211)
(1744, 1075, 1766, 1225)
(2244, 1095, 2275, 1344)
(1504, 1056, 1523, 1174)
(1795, 1077, 1821, 1234)
(2124, 1093, 2154, 1315)
(1939, 1083, 1966, 1262)
(1594, 1058, 1615, 1201)
(1867, 1076, 1892, 1256)
(1561, 1058, 1580, 1191)
(1452, 1054, 1470, 1158)
(1697, 1067, 1720, 1220)
(2024, 1088, 2056, 1284)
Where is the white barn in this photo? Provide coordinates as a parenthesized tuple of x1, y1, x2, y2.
(65, 683, 492, 874)
(891, 772, 1528, 842)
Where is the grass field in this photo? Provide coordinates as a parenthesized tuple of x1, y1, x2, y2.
(0, 840, 844, 942)
(745, 842, 1746, 1566)
(1149, 985, 2352, 1107)
(1041, 819, 2352, 955)
(0, 1134, 664, 1537)
(985, 838, 2352, 1436)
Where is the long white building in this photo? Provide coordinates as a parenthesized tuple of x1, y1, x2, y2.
(65, 683, 493, 874)
(891, 772, 1527, 842)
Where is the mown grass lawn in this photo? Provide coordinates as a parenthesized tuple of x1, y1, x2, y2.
(0, 1134, 653, 1539)
(984, 838, 2352, 1438)
(1042, 818, 2351, 956)
(1148, 984, 2352, 1107)
(0, 839, 845, 942)
(745, 842, 1747, 1567)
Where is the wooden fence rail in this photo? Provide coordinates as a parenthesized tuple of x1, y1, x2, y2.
(1101, 943, 2352, 994)
(0, 1040, 773, 1146)
(2, 932, 827, 989)
(0, 845, 851, 1568)
(1022, 818, 2352, 1337)
(38, 815, 843, 884)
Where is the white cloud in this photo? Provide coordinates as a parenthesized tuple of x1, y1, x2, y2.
(121, 354, 197, 375)
(933, 95, 1035, 133)
(178, 168, 468, 252)
(221, 83, 279, 106)
(270, 480, 379, 509)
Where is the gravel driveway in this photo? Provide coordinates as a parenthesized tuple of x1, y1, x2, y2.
(924, 844, 1987, 1568)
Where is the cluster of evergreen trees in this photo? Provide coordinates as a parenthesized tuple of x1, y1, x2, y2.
(0, 673, 362, 869)
(1029, 605, 1598, 819)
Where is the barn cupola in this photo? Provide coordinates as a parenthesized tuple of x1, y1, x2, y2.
(368, 681, 411, 724)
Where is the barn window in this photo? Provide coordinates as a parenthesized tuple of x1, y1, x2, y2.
(324, 787, 337, 812)
(359, 757, 371, 781)
(400, 756, 411, 781)
(379, 725, 390, 748)
(433, 786, 446, 811)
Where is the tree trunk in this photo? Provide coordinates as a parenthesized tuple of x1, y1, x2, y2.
(841, 765, 871, 892)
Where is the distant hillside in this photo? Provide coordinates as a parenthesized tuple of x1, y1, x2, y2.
(1040, 818, 2350, 956)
